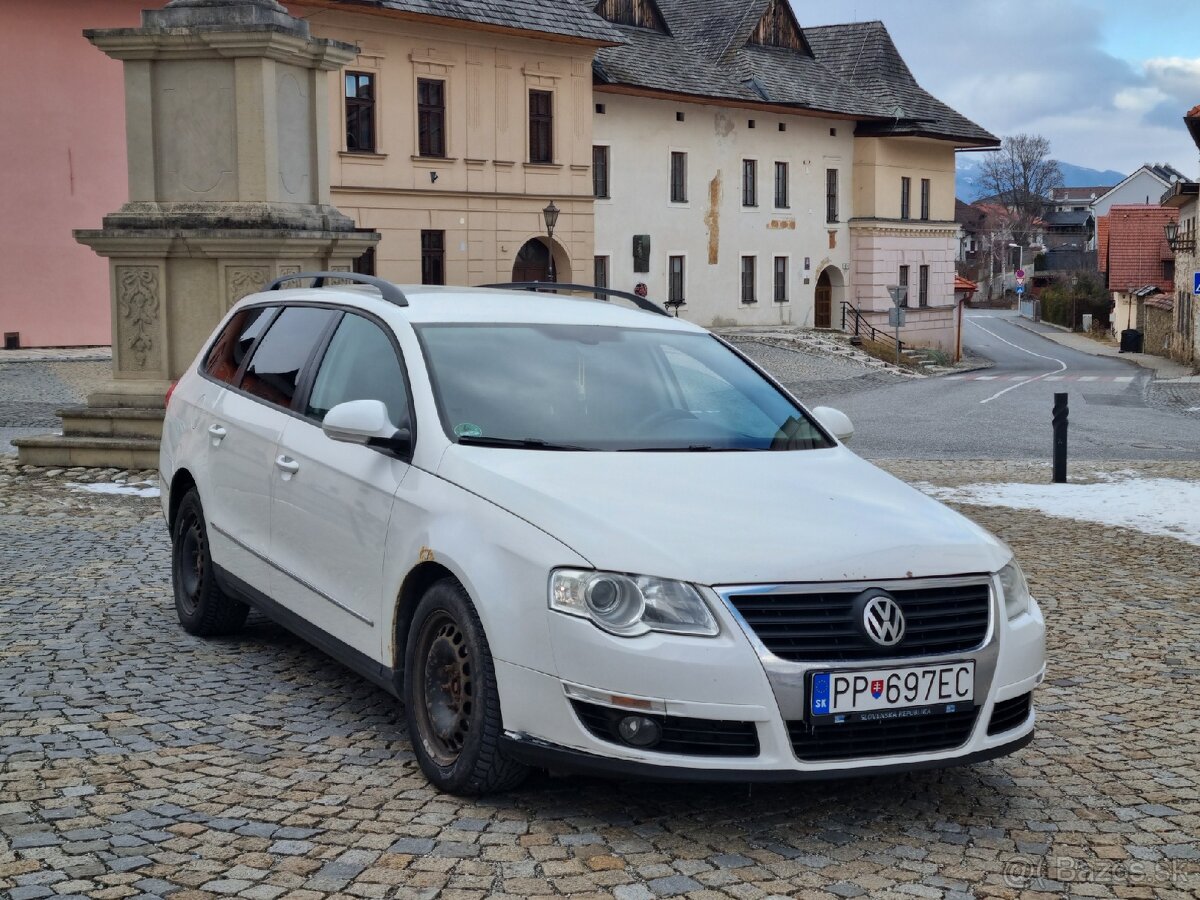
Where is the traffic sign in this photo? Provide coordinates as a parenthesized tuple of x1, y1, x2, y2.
(1193, 271, 1200, 295)
(1016, 268, 1026, 279)
(1016, 285, 1025, 295)
(1016, 275, 1025, 286)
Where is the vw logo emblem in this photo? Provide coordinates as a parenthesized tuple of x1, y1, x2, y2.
(859, 592, 906, 647)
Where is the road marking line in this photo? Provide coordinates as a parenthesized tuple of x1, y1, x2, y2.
(1114, 376, 1134, 382)
(1077, 376, 1098, 381)
(967, 318, 1068, 404)
(976, 375, 998, 380)
(1044, 375, 1065, 381)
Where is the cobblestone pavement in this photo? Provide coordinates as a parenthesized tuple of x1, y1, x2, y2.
(0, 361, 112, 452)
(2, 457, 1198, 899)
(1147, 381, 1200, 418)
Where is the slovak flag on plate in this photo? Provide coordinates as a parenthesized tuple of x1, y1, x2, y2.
(871, 679, 884, 699)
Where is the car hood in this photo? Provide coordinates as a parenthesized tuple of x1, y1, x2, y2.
(436, 446, 1010, 586)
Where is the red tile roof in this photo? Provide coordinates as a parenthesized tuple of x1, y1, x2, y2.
(1099, 204, 1177, 293)
(954, 275, 978, 293)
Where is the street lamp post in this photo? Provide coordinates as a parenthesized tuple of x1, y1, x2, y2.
(542, 200, 559, 283)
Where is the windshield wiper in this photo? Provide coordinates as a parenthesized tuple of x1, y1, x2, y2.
(456, 435, 591, 451)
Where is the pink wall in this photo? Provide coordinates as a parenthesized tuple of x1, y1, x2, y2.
(0, 1, 155, 347)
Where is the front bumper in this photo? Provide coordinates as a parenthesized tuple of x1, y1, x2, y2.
(494, 577, 1045, 780)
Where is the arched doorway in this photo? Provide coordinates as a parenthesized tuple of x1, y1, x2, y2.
(512, 238, 551, 282)
(511, 237, 572, 283)
(814, 270, 833, 328)
(814, 266, 844, 329)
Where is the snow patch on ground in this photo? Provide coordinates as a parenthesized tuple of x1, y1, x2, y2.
(67, 481, 160, 499)
(916, 476, 1200, 546)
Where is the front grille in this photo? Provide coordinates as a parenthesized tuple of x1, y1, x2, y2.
(570, 700, 759, 757)
(727, 582, 991, 662)
(987, 693, 1032, 735)
(788, 706, 979, 761)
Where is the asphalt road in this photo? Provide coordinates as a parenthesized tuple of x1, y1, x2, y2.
(801, 310, 1200, 461)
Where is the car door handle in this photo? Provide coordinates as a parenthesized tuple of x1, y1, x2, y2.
(275, 455, 300, 475)
(208, 424, 227, 443)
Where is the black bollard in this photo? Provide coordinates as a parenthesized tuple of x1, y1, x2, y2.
(1052, 393, 1068, 484)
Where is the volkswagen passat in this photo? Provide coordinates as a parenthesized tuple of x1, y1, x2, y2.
(159, 274, 1045, 794)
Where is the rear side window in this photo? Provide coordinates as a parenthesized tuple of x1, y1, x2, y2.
(203, 306, 276, 384)
(238, 306, 338, 409)
(306, 313, 411, 427)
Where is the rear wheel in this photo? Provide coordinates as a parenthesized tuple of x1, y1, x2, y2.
(404, 579, 528, 794)
(171, 489, 248, 636)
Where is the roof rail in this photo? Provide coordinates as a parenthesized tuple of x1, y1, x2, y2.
(479, 282, 671, 317)
(265, 271, 409, 307)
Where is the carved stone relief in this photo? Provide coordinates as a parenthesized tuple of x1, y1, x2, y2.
(226, 266, 271, 307)
(115, 266, 162, 372)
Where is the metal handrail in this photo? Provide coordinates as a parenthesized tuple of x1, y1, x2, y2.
(841, 301, 904, 350)
(265, 271, 409, 307)
(478, 282, 672, 317)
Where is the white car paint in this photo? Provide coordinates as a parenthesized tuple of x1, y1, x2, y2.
(161, 282, 1045, 781)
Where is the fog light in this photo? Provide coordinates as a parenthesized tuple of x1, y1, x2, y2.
(617, 715, 661, 747)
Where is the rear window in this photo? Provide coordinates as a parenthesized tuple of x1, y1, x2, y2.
(238, 306, 339, 409)
(203, 306, 276, 385)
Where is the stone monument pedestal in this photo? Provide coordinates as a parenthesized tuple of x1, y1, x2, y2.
(17, 0, 377, 467)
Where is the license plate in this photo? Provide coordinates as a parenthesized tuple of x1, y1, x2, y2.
(810, 662, 974, 718)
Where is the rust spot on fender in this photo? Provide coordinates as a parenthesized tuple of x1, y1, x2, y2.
(419, 546, 435, 562)
(705, 173, 722, 265)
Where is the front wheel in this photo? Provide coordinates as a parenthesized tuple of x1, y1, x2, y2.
(404, 579, 528, 794)
(171, 489, 248, 636)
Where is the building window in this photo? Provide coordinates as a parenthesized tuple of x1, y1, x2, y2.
(1164, 258, 1176, 281)
(775, 161, 789, 209)
(421, 230, 445, 285)
(417, 78, 446, 158)
(593, 145, 610, 199)
(353, 246, 376, 276)
(669, 255, 685, 304)
(345, 71, 376, 153)
(900, 177, 911, 220)
(918, 264, 929, 307)
(529, 89, 553, 164)
(593, 255, 609, 299)
(899, 264, 910, 307)
(741, 256, 757, 303)
(920, 178, 931, 221)
(826, 168, 838, 223)
(670, 151, 687, 203)
(773, 256, 788, 303)
(742, 159, 757, 207)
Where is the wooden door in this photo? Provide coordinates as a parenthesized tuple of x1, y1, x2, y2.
(814, 284, 832, 328)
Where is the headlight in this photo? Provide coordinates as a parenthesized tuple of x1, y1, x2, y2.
(998, 560, 1031, 619)
(550, 569, 719, 637)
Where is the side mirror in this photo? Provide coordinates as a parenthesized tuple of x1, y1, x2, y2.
(811, 406, 854, 444)
(323, 399, 411, 456)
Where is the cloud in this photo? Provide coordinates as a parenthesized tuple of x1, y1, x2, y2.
(794, 1, 1199, 176)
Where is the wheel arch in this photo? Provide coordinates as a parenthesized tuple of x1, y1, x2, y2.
(167, 468, 197, 533)
(391, 560, 460, 679)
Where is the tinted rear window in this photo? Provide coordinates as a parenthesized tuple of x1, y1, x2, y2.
(238, 306, 338, 408)
(203, 306, 276, 385)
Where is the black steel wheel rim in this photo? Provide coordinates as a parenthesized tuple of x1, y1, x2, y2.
(176, 512, 205, 616)
(415, 612, 475, 766)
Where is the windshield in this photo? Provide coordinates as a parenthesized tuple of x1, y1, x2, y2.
(415, 324, 833, 452)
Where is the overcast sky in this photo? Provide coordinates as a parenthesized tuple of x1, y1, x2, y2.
(796, 0, 1200, 178)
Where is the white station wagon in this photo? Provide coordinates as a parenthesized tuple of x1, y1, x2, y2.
(160, 273, 1046, 794)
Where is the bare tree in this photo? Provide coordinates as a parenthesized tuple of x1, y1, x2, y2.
(980, 134, 1062, 247)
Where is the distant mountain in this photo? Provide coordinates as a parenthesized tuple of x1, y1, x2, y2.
(956, 155, 1124, 203)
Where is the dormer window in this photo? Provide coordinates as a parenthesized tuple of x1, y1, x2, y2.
(595, 0, 668, 32)
(749, 0, 808, 51)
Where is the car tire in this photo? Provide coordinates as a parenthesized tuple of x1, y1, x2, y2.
(404, 578, 529, 794)
(171, 489, 249, 636)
